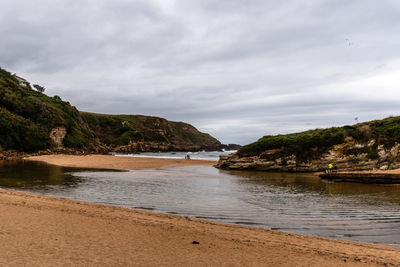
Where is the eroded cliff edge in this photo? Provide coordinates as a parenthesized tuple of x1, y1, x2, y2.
(217, 118, 400, 172)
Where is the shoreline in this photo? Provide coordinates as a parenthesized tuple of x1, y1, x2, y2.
(0, 188, 399, 266)
(4, 154, 399, 265)
(25, 154, 216, 170)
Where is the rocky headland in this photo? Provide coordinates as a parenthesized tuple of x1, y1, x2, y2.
(0, 67, 237, 157)
(217, 117, 400, 172)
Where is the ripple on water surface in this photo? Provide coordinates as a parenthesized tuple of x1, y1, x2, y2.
(1, 160, 400, 246)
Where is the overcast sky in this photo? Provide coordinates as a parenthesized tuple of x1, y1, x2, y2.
(1, 0, 400, 144)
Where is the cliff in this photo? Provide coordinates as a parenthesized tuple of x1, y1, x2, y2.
(0, 67, 220, 153)
(81, 112, 221, 152)
(217, 117, 400, 172)
(0, 68, 96, 151)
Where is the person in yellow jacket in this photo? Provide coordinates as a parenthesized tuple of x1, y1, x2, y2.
(328, 163, 333, 173)
(325, 163, 334, 174)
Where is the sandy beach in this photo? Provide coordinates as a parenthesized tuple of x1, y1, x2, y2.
(26, 154, 216, 170)
(0, 154, 394, 266)
(0, 189, 399, 266)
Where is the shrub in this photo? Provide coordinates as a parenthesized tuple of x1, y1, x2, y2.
(33, 84, 45, 93)
(238, 127, 344, 162)
(0, 67, 95, 151)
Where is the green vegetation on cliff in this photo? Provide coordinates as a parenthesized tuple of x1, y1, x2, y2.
(81, 112, 220, 150)
(0, 68, 95, 151)
(0, 67, 220, 152)
(238, 116, 400, 162)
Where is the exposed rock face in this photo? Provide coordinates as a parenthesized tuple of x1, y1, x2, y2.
(49, 127, 67, 147)
(113, 141, 225, 153)
(81, 113, 223, 152)
(217, 140, 400, 172)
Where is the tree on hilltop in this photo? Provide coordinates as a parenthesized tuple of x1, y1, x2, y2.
(33, 84, 45, 93)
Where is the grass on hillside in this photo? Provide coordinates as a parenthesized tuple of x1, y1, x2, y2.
(237, 116, 400, 162)
(0, 68, 95, 151)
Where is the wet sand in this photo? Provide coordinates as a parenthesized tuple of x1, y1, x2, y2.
(7, 154, 399, 265)
(26, 154, 216, 170)
(0, 189, 399, 266)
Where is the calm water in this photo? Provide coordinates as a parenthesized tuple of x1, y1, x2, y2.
(1, 160, 400, 246)
(115, 150, 236, 161)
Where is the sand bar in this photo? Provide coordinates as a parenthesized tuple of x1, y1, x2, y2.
(26, 154, 215, 170)
(0, 189, 399, 266)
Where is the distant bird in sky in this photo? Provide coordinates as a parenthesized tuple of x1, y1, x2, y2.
(345, 38, 354, 46)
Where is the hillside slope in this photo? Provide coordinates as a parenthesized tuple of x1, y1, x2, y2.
(81, 112, 221, 152)
(0, 67, 220, 153)
(0, 68, 96, 151)
(217, 117, 400, 172)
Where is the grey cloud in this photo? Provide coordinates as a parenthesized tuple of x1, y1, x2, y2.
(1, 0, 400, 144)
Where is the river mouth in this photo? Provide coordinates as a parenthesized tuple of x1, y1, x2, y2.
(1, 160, 400, 246)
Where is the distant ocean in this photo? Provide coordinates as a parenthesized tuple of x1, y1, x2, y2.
(114, 150, 237, 161)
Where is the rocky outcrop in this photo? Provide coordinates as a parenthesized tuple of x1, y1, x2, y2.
(112, 141, 232, 153)
(217, 139, 400, 172)
(320, 172, 400, 184)
(81, 113, 222, 152)
(219, 144, 242, 151)
(49, 127, 67, 147)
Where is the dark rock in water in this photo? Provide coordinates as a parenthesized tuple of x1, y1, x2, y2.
(320, 172, 400, 184)
(219, 144, 242, 151)
(202, 143, 241, 152)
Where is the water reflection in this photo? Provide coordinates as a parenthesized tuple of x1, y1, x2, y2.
(1, 160, 400, 246)
(0, 160, 119, 189)
(229, 170, 400, 205)
(0, 160, 76, 188)
(230, 169, 400, 193)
